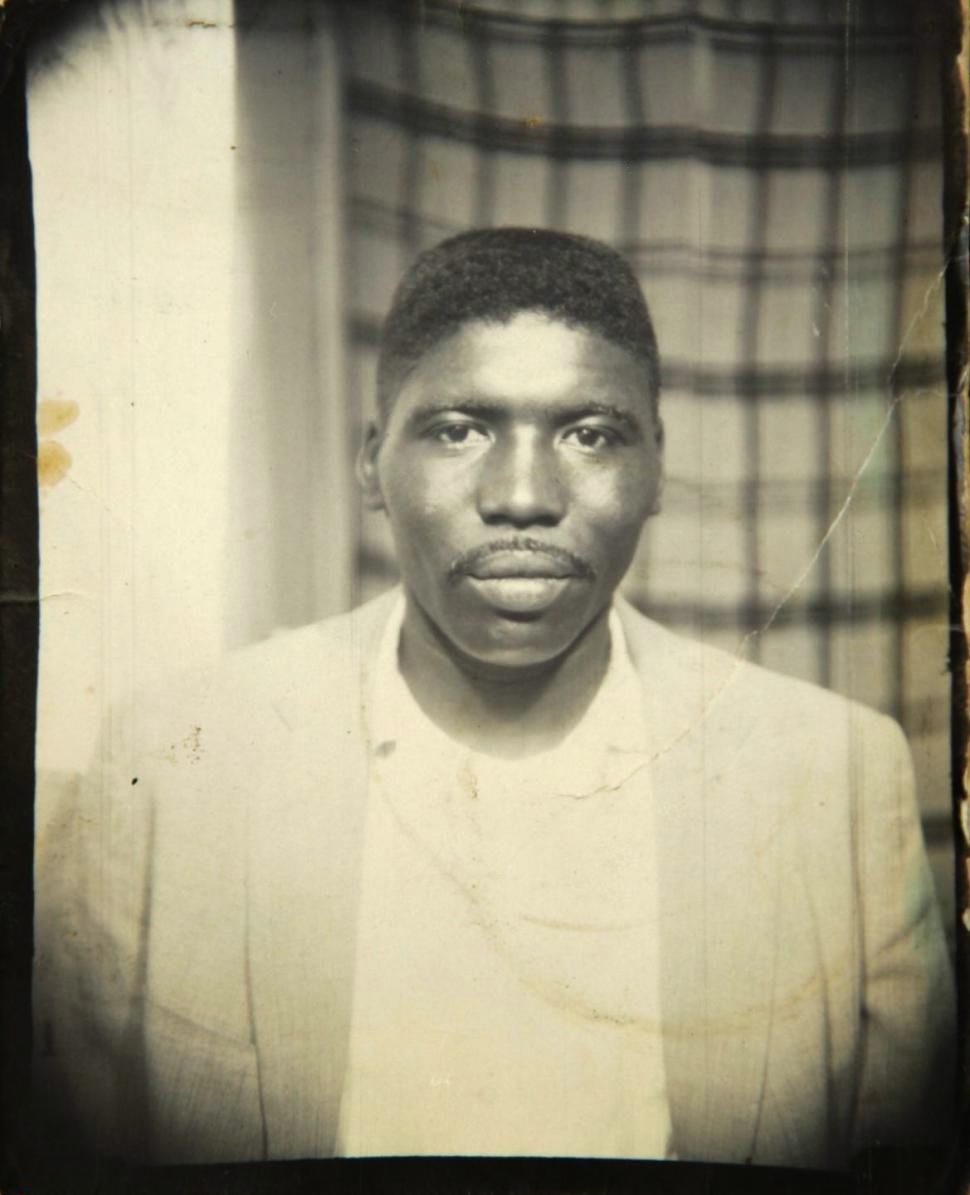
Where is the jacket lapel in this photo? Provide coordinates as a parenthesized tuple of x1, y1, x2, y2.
(622, 604, 779, 1164)
(245, 596, 391, 1159)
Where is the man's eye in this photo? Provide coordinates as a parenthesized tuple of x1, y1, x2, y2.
(563, 426, 619, 450)
(431, 424, 488, 448)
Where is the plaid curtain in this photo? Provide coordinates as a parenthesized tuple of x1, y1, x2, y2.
(340, 0, 949, 882)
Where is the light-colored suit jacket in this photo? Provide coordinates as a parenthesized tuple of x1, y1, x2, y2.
(33, 590, 955, 1170)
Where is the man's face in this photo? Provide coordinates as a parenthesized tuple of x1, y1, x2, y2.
(360, 311, 663, 670)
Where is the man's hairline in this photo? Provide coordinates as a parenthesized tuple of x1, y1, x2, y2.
(376, 308, 661, 428)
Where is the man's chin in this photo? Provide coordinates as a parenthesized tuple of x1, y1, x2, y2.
(447, 601, 608, 674)
(403, 581, 614, 675)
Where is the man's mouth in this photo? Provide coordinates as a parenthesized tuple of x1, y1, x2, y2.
(465, 576, 572, 616)
(452, 542, 594, 616)
(467, 551, 577, 581)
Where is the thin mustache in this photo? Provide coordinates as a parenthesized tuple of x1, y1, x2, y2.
(448, 537, 595, 582)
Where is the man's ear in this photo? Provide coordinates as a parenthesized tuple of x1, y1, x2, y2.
(356, 421, 386, 512)
(648, 416, 665, 516)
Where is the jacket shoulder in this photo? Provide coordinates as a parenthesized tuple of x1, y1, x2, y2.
(221, 586, 396, 687)
(130, 588, 398, 760)
(615, 596, 905, 755)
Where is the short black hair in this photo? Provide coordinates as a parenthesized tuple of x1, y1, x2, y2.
(376, 227, 660, 420)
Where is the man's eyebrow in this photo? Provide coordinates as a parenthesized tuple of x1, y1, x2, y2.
(405, 398, 644, 432)
(405, 398, 505, 422)
(566, 401, 643, 432)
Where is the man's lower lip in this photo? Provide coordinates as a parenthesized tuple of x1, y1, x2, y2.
(466, 576, 573, 613)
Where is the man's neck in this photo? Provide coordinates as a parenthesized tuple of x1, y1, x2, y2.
(397, 599, 612, 759)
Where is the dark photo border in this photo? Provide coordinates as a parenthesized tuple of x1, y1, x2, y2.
(1, 2, 967, 1192)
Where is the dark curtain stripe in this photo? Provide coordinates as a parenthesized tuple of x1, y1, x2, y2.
(737, 22, 777, 664)
(885, 11, 924, 723)
(635, 586, 947, 632)
(352, 0, 926, 49)
(349, 196, 943, 275)
(347, 83, 940, 168)
(471, 17, 497, 225)
(811, 24, 848, 689)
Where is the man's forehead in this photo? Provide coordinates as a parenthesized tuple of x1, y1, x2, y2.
(398, 311, 651, 400)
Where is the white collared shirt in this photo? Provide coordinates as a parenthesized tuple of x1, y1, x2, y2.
(336, 598, 672, 1159)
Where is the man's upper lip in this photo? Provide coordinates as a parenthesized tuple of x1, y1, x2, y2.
(467, 551, 576, 579)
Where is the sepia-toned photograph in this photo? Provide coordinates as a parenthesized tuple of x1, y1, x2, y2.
(14, 0, 966, 1186)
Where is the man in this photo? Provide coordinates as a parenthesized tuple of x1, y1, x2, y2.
(35, 228, 954, 1170)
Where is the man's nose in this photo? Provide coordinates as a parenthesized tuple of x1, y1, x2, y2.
(476, 434, 566, 527)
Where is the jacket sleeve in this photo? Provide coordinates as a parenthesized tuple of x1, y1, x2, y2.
(848, 712, 956, 1158)
(33, 710, 156, 1161)
(35, 671, 271, 1165)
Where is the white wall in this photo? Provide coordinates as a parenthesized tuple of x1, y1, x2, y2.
(31, 0, 238, 780)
